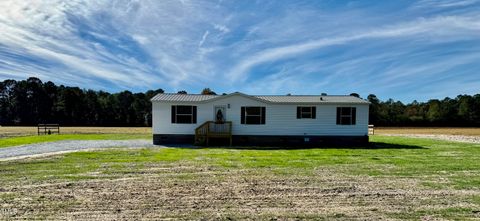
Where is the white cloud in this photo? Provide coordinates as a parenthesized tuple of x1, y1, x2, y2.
(213, 24, 230, 34)
(198, 30, 209, 47)
(132, 35, 150, 45)
(227, 15, 480, 82)
(413, 0, 480, 8)
(0, 0, 198, 90)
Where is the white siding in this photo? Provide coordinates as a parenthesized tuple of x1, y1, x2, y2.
(152, 94, 369, 136)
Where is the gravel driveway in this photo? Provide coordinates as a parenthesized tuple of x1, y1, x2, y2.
(381, 134, 480, 144)
(0, 139, 157, 160)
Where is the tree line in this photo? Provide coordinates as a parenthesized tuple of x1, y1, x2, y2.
(0, 77, 163, 126)
(367, 94, 480, 126)
(0, 77, 479, 126)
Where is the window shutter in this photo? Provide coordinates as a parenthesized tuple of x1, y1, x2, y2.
(241, 107, 245, 124)
(192, 106, 197, 123)
(312, 107, 316, 119)
(171, 106, 176, 123)
(297, 107, 301, 119)
(261, 107, 266, 124)
(336, 107, 341, 125)
(351, 107, 356, 125)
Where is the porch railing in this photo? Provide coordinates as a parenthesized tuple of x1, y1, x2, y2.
(195, 121, 232, 146)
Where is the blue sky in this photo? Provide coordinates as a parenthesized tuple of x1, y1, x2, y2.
(0, 0, 479, 102)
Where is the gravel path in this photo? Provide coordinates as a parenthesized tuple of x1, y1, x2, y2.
(0, 139, 157, 160)
(383, 134, 480, 144)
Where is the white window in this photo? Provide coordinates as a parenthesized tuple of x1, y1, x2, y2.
(297, 106, 316, 119)
(336, 107, 356, 125)
(241, 106, 265, 125)
(171, 105, 197, 124)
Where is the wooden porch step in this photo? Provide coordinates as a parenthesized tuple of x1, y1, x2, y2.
(194, 121, 232, 146)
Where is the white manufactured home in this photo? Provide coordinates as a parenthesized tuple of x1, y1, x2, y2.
(151, 92, 370, 146)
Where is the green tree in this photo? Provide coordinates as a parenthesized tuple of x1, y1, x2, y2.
(0, 80, 17, 125)
(404, 100, 424, 125)
(426, 99, 441, 124)
(367, 94, 381, 125)
(350, 93, 360, 98)
(201, 88, 217, 95)
(84, 90, 100, 125)
(457, 95, 474, 124)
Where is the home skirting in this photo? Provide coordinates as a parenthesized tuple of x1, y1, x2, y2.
(153, 134, 369, 146)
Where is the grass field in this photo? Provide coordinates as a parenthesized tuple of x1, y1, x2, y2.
(0, 135, 479, 220)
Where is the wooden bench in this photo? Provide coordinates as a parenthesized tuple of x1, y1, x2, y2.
(38, 124, 60, 135)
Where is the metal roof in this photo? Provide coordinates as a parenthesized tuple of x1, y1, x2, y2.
(151, 92, 369, 104)
(150, 93, 217, 102)
(256, 95, 369, 104)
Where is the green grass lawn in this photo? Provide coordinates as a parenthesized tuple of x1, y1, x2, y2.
(0, 133, 151, 148)
(0, 136, 479, 219)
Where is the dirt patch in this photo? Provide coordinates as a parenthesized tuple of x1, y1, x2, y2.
(0, 127, 150, 138)
(1, 165, 478, 220)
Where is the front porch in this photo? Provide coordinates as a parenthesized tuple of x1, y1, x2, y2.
(194, 121, 233, 146)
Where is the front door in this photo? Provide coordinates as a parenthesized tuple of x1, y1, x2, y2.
(214, 106, 226, 123)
